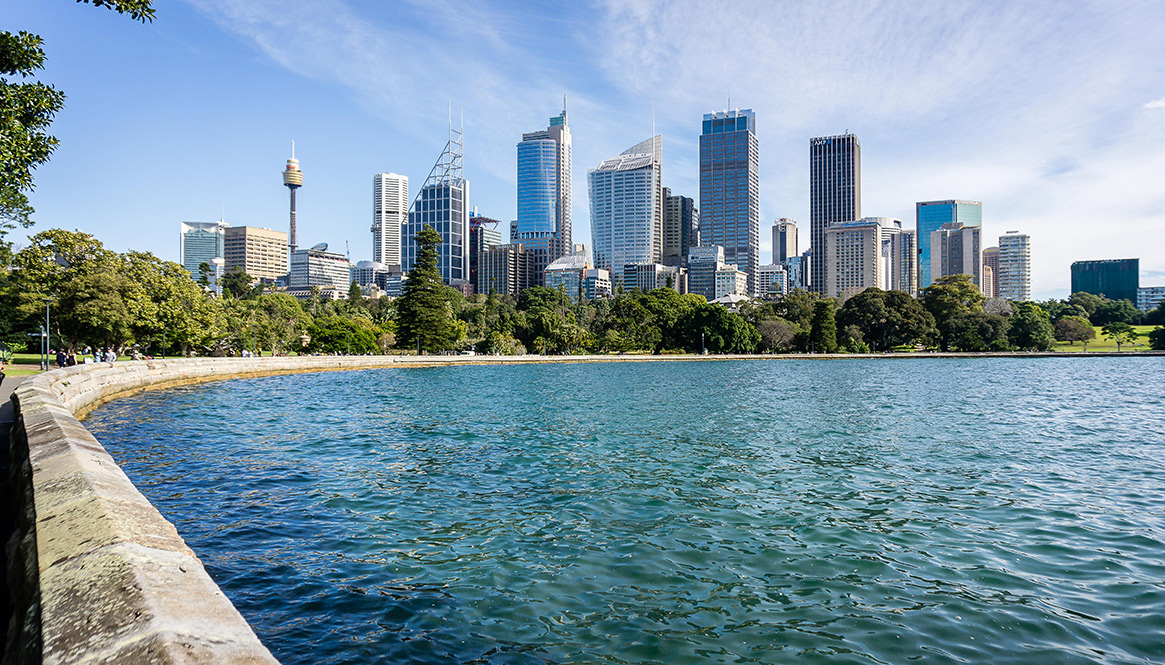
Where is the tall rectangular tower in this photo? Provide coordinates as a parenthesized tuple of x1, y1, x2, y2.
(179, 221, 226, 276)
(997, 233, 1031, 301)
(513, 106, 572, 286)
(662, 187, 698, 267)
(588, 136, 663, 284)
(810, 134, 861, 293)
(372, 173, 408, 269)
(916, 200, 981, 289)
(1070, 259, 1139, 302)
(773, 218, 798, 263)
(929, 222, 982, 289)
(700, 109, 759, 294)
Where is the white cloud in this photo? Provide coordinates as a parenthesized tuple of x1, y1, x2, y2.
(1146, 98, 1165, 109)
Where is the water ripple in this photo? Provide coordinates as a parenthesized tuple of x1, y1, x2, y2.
(85, 358, 1165, 664)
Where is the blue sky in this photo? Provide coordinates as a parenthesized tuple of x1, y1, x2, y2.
(9, 0, 1165, 299)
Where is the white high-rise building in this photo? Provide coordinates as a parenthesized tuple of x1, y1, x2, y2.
(997, 232, 1031, 301)
(825, 217, 904, 299)
(588, 136, 663, 287)
(372, 173, 408, 269)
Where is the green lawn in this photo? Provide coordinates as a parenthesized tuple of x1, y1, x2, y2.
(1054, 325, 1157, 352)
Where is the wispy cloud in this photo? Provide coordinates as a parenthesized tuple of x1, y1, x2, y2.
(1146, 98, 1165, 109)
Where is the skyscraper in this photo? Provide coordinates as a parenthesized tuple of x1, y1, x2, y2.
(810, 134, 861, 293)
(982, 246, 1000, 298)
(890, 230, 918, 297)
(403, 127, 470, 285)
(179, 221, 226, 276)
(662, 187, 699, 267)
(700, 109, 759, 294)
(1071, 259, 1139, 303)
(916, 200, 981, 289)
(997, 233, 1031, 301)
(512, 104, 572, 286)
(773, 218, 798, 263)
(929, 222, 982, 289)
(825, 217, 894, 298)
(224, 225, 288, 281)
(588, 136, 663, 283)
(372, 173, 408, 269)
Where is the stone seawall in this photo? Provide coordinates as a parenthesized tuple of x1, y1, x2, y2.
(4, 351, 1162, 664)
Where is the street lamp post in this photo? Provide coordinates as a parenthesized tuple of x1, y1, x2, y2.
(43, 297, 54, 370)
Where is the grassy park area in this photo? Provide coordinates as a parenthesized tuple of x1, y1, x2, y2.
(1053, 325, 1156, 353)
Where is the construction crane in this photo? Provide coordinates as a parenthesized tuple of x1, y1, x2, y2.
(470, 215, 502, 229)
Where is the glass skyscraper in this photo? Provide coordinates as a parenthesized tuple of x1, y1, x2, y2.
(588, 136, 663, 283)
(404, 128, 469, 285)
(513, 106, 572, 287)
(1071, 258, 1139, 303)
(700, 109, 759, 295)
(916, 200, 981, 289)
(809, 134, 861, 294)
(179, 220, 226, 276)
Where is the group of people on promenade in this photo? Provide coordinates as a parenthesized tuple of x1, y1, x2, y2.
(52, 347, 119, 367)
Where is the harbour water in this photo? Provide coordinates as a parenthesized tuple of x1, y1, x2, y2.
(85, 358, 1165, 664)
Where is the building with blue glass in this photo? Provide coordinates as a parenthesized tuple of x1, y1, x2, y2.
(915, 200, 981, 289)
(588, 136, 663, 285)
(403, 128, 469, 285)
(700, 109, 759, 295)
(512, 105, 572, 288)
(809, 134, 861, 294)
(179, 220, 226, 277)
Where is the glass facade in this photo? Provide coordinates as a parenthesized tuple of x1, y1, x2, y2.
(179, 221, 226, 277)
(700, 109, 759, 295)
(588, 136, 662, 286)
(516, 140, 557, 235)
(403, 129, 469, 285)
(1071, 259, 1139, 303)
(513, 109, 572, 289)
(809, 134, 861, 294)
(916, 200, 981, 289)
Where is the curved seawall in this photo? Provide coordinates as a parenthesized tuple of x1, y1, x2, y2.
(4, 357, 411, 665)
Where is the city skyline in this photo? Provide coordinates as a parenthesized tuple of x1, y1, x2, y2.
(7, 1, 1165, 299)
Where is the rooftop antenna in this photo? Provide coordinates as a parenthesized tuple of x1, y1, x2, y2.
(291, 140, 295, 159)
(345, 239, 350, 262)
(651, 97, 655, 137)
(563, 93, 568, 119)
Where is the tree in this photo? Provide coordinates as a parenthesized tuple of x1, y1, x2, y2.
(347, 279, 363, 303)
(221, 267, 256, 299)
(396, 225, 461, 352)
(1149, 327, 1165, 351)
(836, 288, 934, 351)
(808, 300, 837, 353)
(1053, 316, 1095, 346)
(1101, 321, 1138, 351)
(1145, 301, 1165, 326)
(1008, 302, 1055, 351)
(1, 1, 155, 260)
(756, 318, 796, 353)
(1068, 292, 1106, 318)
(921, 274, 986, 351)
(948, 312, 1010, 352)
(1092, 299, 1141, 326)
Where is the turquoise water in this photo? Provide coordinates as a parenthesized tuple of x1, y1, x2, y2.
(85, 358, 1165, 664)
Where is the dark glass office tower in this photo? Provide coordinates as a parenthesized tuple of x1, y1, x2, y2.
(1071, 259, 1139, 303)
(700, 109, 759, 294)
(809, 134, 861, 293)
